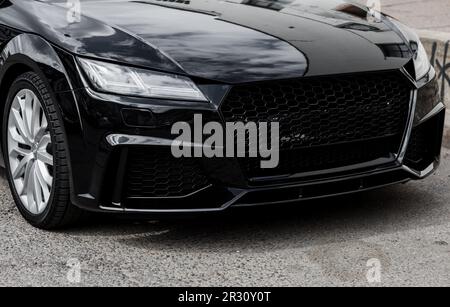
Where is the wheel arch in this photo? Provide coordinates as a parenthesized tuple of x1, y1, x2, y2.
(0, 34, 83, 205)
(0, 34, 67, 164)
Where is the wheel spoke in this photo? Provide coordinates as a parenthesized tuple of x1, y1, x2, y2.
(36, 160, 53, 187)
(26, 163, 36, 213)
(37, 151, 53, 166)
(17, 159, 33, 196)
(31, 94, 41, 140)
(33, 167, 44, 212)
(10, 108, 31, 145)
(12, 154, 32, 179)
(35, 115, 48, 141)
(38, 134, 51, 150)
(9, 146, 31, 157)
(35, 164, 50, 204)
(23, 92, 34, 142)
(8, 126, 28, 145)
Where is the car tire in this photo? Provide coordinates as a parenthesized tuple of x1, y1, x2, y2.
(2, 72, 82, 229)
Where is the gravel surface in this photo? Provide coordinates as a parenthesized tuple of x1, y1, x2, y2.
(0, 149, 449, 287)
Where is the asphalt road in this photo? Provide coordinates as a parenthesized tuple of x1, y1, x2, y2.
(0, 150, 449, 287)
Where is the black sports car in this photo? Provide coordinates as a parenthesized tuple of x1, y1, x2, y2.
(0, 0, 445, 229)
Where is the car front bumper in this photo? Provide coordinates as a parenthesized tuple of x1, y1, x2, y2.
(59, 67, 445, 214)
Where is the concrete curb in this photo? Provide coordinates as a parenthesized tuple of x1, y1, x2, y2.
(418, 30, 450, 148)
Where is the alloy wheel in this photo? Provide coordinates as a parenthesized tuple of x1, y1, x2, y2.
(7, 89, 54, 215)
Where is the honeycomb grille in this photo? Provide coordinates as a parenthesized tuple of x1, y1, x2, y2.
(241, 136, 399, 179)
(221, 71, 411, 150)
(220, 71, 412, 178)
(125, 148, 210, 198)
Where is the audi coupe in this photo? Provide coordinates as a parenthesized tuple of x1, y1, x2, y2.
(0, 0, 445, 228)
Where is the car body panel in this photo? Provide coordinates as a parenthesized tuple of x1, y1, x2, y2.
(1, 0, 413, 83)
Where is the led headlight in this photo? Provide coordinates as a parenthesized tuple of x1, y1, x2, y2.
(78, 58, 208, 101)
(386, 17, 431, 81)
(412, 40, 431, 81)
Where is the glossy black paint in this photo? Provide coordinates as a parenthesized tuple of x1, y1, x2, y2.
(0, 34, 77, 159)
(0, 0, 444, 213)
(1, 0, 415, 83)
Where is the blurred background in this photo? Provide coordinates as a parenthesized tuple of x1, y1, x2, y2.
(381, 0, 449, 32)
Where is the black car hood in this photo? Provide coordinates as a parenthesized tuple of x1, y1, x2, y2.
(2, 0, 412, 83)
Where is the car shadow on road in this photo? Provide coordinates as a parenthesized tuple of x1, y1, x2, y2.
(61, 179, 447, 252)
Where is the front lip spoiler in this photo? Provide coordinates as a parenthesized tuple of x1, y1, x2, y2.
(401, 163, 437, 179)
(98, 161, 437, 214)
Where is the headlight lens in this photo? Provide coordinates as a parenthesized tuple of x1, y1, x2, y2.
(385, 17, 431, 80)
(413, 40, 431, 81)
(78, 58, 208, 101)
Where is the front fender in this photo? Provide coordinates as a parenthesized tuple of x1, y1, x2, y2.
(0, 33, 86, 205)
(0, 33, 85, 92)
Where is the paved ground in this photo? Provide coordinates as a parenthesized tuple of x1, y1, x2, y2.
(380, 0, 450, 32)
(0, 148, 449, 286)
